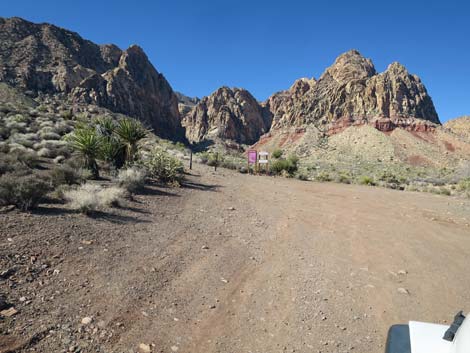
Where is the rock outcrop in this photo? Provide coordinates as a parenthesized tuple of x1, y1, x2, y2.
(265, 50, 440, 135)
(0, 17, 184, 140)
(182, 87, 271, 145)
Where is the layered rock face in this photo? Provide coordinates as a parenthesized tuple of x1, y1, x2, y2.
(265, 50, 440, 135)
(0, 17, 184, 140)
(182, 87, 271, 145)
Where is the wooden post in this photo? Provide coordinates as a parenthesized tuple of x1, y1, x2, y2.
(189, 150, 193, 170)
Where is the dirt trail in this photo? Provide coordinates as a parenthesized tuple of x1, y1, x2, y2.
(2, 164, 470, 353)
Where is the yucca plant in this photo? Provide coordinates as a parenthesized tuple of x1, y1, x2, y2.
(100, 136, 126, 168)
(95, 116, 116, 137)
(66, 128, 102, 178)
(114, 118, 149, 163)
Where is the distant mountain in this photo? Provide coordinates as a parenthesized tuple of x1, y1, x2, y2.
(181, 86, 271, 145)
(264, 50, 440, 135)
(0, 16, 184, 140)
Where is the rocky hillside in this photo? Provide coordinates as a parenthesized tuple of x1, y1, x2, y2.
(265, 50, 440, 135)
(0, 17, 184, 140)
(182, 87, 271, 145)
(444, 116, 470, 141)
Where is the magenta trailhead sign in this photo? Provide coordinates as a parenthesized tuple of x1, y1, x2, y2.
(248, 150, 257, 164)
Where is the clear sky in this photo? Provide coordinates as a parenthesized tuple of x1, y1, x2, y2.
(1, 0, 468, 122)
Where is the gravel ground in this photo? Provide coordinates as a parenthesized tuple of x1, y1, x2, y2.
(1, 164, 470, 353)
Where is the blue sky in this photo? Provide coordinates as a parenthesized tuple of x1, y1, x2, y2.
(1, 0, 469, 122)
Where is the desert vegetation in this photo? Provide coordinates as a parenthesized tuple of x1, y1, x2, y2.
(0, 93, 186, 213)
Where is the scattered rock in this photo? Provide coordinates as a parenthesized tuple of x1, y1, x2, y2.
(171, 346, 179, 352)
(138, 343, 152, 353)
(201, 245, 209, 250)
(81, 317, 93, 325)
(397, 288, 409, 295)
(1, 306, 18, 317)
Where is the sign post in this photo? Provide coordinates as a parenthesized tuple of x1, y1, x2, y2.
(258, 151, 269, 174)
(247, 150, 257, 174)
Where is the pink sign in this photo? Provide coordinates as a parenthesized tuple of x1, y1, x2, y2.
(248, 150, 257, 164)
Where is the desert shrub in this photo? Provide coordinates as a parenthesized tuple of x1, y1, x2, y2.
(378, 171, 406, 185)
(117, 167, 146, 193)
(141, 148, 184, 184)
(48, 165, 84, 187)
(39, 131, 61, 140)
(0, 143, 10, 154)
(0, 173, 51, 211)
(457, 178, 470, 192)
(198, 152, 210, 164)
(207, 152, 222, 168)
(270, 155, 299, 176)
(61, 110, 74, 120)
(315, 171, 332, 182)
(335, 172, 352, 184)
(37, 147, 55, 158)
(358, 175, 376, 186)
(9, 151, 40, 169)
(65, 183, 126, 213)
(100, 186, 127, 207)
(272, 149, 283, 159)
(295, 172, 309, 181)
(221, 158, 240, 170)
(64, 184, 102, 214)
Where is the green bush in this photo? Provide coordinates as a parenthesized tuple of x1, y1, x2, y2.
(272, 149, 283, 159)
(358, 175, 376, 186)
(335, 173, 352, 184)
(141, 148, 184, 184)
(457, 178, 470, 192)
(315, 171, 332, 182)
(207, 152, 222, 168)
(270, 155, 299, 176)
(0, 173, 51, 211)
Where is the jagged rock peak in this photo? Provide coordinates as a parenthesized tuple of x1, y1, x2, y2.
(181, 86, 271, 145)
(266, 49, 440, 133)
(322, 49, 376, 84)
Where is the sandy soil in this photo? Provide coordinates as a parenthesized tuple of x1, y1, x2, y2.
(1, 164, 470, 353)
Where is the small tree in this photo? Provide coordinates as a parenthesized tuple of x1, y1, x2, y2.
(114, 118, 148, 163)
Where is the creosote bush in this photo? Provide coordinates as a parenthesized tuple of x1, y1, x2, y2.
(272, 149, 283, 159)
(358, 175, 376, 186)
(141, 148, 184, 184)
(0, 173, 51, 211)
(270, 155, 299, 176)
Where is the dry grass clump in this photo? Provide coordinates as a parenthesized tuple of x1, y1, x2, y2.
(117, 167, 146, 193)
(64, 183, 127, 214)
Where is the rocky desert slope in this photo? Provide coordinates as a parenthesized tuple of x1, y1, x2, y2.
(0, 17, 184, 140)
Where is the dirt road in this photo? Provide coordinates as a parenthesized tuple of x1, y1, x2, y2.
(2, 164, 470, 353)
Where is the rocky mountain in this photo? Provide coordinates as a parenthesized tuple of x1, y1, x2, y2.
(265, 50, 440, 135)
(175, 91, 200, 116)
(182, 87, 271, 145)
(0, 17, 184, 140)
